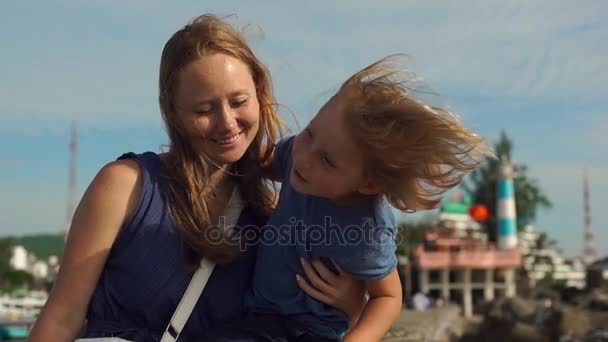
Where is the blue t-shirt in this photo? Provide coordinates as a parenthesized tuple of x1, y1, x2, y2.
(247, 136, 398, 339)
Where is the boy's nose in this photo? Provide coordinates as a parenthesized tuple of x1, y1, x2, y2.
(301, 151, 313, 170)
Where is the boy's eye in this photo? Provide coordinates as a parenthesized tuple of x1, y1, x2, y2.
(305, 128, 313, 137)
(322, 154, 335, 168)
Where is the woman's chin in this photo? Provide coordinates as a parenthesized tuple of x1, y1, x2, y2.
(203, 139, 250, 165)
(212, 149, 248, 165)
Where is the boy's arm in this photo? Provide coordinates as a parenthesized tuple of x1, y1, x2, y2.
(342, 269, 402, 342)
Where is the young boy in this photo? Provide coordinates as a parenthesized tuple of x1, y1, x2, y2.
(206, 55, 493, 341)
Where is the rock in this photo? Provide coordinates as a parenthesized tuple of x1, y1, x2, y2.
(582, 329, 608, 342)
(465, 297, 592, 342)
(472, 298, 537, 341)
(510, 322, 550, 342)
(484, 297, 536, 324)
(383, 305, 464, 342)
(532, 288, 561, 303)
(589, 290, 608, 311)
(558, 305, 592, 338)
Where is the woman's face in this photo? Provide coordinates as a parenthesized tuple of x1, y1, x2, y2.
(173, 53, 260, 164)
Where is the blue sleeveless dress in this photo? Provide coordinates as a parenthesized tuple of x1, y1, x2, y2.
(81, 152, 263, 341)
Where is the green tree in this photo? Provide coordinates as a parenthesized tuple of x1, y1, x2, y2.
(396, 216, 434, 256)
(463, 131, 552, 241)
(528, 232, 559, 265)
(535, 232, 558, 251)
(0, 238, 15, 277)
(1, 270, 35, 293)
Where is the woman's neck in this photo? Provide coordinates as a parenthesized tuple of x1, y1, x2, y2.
(162, 150, 235, 195)
(200, 159, 236, 199)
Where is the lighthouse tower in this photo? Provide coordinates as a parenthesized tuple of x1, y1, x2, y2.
(497, 158, 518, 250)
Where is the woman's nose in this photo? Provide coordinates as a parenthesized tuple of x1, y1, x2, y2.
(216, 104, 237, 132)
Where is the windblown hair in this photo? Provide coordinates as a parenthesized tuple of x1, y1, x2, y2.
(338, 55, 494, 212)
(158, 14, 284, 264)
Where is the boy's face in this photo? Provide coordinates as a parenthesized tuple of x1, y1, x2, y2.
(290, 95, 378, 203)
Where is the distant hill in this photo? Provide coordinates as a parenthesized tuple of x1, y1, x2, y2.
(0, 233, 65, 260)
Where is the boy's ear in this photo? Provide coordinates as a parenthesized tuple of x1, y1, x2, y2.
(357, 177, 382, 195)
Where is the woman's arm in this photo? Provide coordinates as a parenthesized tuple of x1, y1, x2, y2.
(342, 269, 402, 342)
(296, 258, 367, 327)
(28, 160, 143, 342)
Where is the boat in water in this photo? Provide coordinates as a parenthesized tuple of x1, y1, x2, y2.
(0, 290, 46, 340)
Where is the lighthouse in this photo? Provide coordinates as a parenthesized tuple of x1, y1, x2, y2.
(497, 158, 518, 250)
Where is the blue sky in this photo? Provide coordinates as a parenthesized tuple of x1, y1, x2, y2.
(0, 0, 606, 258)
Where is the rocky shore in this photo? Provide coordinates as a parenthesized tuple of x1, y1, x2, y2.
(384, 288, 608, 341)
(460, 288, 608, 341)
(383, 305, 464, 341)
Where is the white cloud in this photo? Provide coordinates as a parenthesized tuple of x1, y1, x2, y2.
(1, 0, 606, 128)
(290, 1, 607, 99)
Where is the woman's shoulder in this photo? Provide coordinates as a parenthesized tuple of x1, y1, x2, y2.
(90, 152, 163, 222)
(117, 151, 162, 170)
(92, 158, 144, 218)
(96, 158, 142, 191)
(113, 151, 164, 182)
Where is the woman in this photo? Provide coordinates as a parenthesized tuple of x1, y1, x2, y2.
(29, 14, 366, 341)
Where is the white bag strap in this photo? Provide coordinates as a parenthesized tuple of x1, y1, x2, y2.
(160, 189, 244, 342)
(160, 258, 215, 342)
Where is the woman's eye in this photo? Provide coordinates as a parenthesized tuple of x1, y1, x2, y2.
(195, 107, 212, 115)
(232, 98, 248, 107)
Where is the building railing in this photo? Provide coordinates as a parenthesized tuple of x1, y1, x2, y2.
(414, 245, 522, 269)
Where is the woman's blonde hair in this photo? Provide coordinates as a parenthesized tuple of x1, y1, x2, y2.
(158, 14, 284, 264)
(339, 55, 494, 212)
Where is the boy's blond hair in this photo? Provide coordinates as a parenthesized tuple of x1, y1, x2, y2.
(338, 55, 494, 212)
